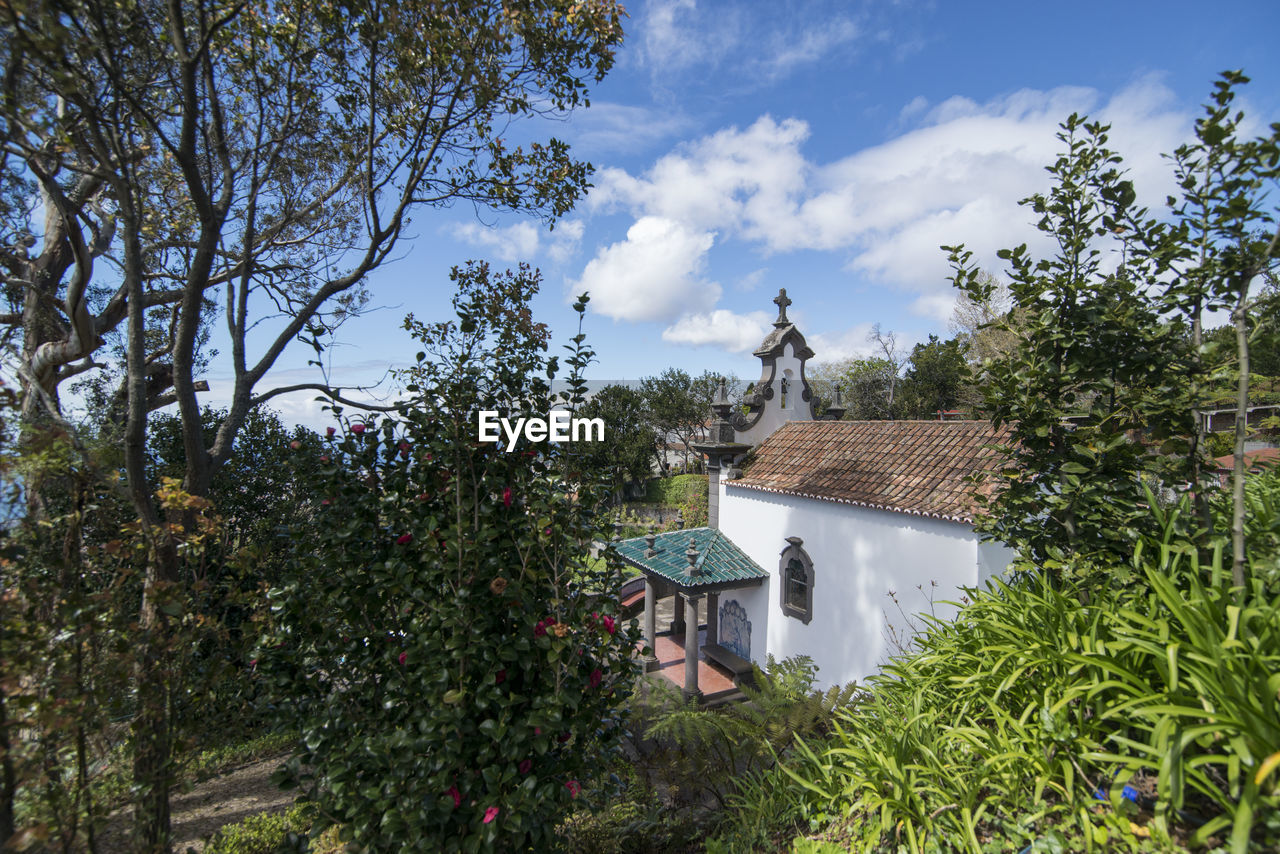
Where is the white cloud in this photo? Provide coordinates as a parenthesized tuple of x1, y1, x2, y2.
(588, 76, 1192, 325)
(547, 220, 585, 264)
(565, 102, 690, 154)
(571, 216, 720, 323)
(751, 17, 861, 80)
(447, 221, 540, 262)
(662, 309, 772, 351)
(445, 219, 585, 265)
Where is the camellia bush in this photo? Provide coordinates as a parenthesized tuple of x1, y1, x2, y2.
(261, 263, 640, 852)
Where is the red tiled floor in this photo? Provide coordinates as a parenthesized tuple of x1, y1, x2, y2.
(636, 628, 736, 697)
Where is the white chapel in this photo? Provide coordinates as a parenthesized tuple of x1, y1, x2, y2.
(615, 290, 1016, 697)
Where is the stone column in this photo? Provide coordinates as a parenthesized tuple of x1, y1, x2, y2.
(682, 592, 702, 700)
(671, 593, 686, 636)
(706, 455, 721, 529)
(642, 577, 659, 672)
(706, 591, 719, 647)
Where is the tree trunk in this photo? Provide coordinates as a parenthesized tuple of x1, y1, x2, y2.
(1230, 294, 1250, 588)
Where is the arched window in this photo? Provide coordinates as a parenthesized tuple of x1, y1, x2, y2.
(779, 537, 813, 624)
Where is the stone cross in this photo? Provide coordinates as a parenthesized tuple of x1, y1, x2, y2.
(773, 288, 792, 325)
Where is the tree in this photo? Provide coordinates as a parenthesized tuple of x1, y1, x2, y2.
(1, 2, 624, 848)
(262, 265, 639, 852)
(808, 356, 897, 420)
(947, 271, 1027, 367)
(946, 72, 1280, 583)
(898, 335, 971, 419)
(576, 384, 655, 498)
(641, 368, 706, 474)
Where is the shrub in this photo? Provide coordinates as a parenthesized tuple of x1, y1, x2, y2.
(781, 518, 1280, 853)
(204, 803, 314, 854)
(261, 265, 640, 852)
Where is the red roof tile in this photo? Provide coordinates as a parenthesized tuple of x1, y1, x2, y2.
(1212, 447, 1280, 473)
(732, 420, 1012, 523)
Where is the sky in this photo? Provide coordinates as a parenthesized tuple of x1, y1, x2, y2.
(207, 0, 1280, 431)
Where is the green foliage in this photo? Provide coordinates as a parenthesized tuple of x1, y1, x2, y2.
(641, 369, 723, 474)
(577, 385, 657, 496)
(204, 802, 314, 854)
(897, 335, 972, 419)
(778, 505, 1280, 853)
(642, 475, 707, 507)
(639, 656, 858, 812)
(947, 72, 1280, 574)
(262, 264, 640, 852)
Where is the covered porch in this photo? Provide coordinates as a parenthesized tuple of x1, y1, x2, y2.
(615, 526, 766, 702)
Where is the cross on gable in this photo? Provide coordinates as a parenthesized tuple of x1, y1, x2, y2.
(773, 288, 792, 326)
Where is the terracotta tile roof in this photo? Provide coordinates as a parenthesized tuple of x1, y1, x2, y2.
(1212, 447, 1280, 473)
(731, 420, 1012, 523)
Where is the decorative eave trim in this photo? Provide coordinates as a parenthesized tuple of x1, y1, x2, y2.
(727, 480, 977, 525)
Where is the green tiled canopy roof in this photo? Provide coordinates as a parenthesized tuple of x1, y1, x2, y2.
(614, 526, 767, 588)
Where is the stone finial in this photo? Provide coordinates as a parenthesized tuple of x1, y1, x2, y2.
(643, 524, 657, 557)
(673, 510, 684, 530)
(685, 538, 700, 576)
(612, 514, 623, 543)
(826, 383, 847, 421)
(773, 288, 792, 327)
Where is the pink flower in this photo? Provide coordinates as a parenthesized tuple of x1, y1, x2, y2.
(398, 652, 407, 665)
(319, 455, 329, 464)
(544, 527, 552, 536)
(448, 786, 461, 808)
(502, 487, 512, 508)
(326, 426, 336, 437)
(518, 758, 532, 775)
(589, 668, 602, 688)
(602, 615, 616, 635)
(351, 423, 366, 434)
(320, 499, 331, 506)
(534, 727, 542, 736)
(495, 669, 506, 685)
(534, 621, 547, 638)
(565, 780, 581, 799)
(483, 806, 500, 824)
(289, 440, 301, 450)
(396, 533, 413, 545)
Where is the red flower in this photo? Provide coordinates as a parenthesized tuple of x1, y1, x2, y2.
(399, 441, 411, 451)
(326, 426, 336, 437)
(424, 453, 433, 461)
(319, 455, 329, 464)
(396, 533, 413, 545)
(398, 652, 407, 666)
(534, 727, 542, 736)
(320, 498, 331, 506)
(415, 492, 430, 501)
(351, 423, 366, 434)
(289, 440, 301, 450)
(495, 669, 506, 685)
(602, 615, 616, 635)
(589, 668, 602, 688)
(565, 780, 581, 799)
(519, 758, 532, 775)
(534, 621, 547, 638)
(558, 732, 571, 743)
(502, 487, 512, 508)
(483, 806, 500, 824)
(448, 786, 461, 808)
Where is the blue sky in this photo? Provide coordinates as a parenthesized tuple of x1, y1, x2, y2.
(219, 0, 1280, 430)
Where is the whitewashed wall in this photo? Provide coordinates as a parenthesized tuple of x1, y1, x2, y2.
(736, 342, 811, 446)
(716, 480, 1015, 689)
